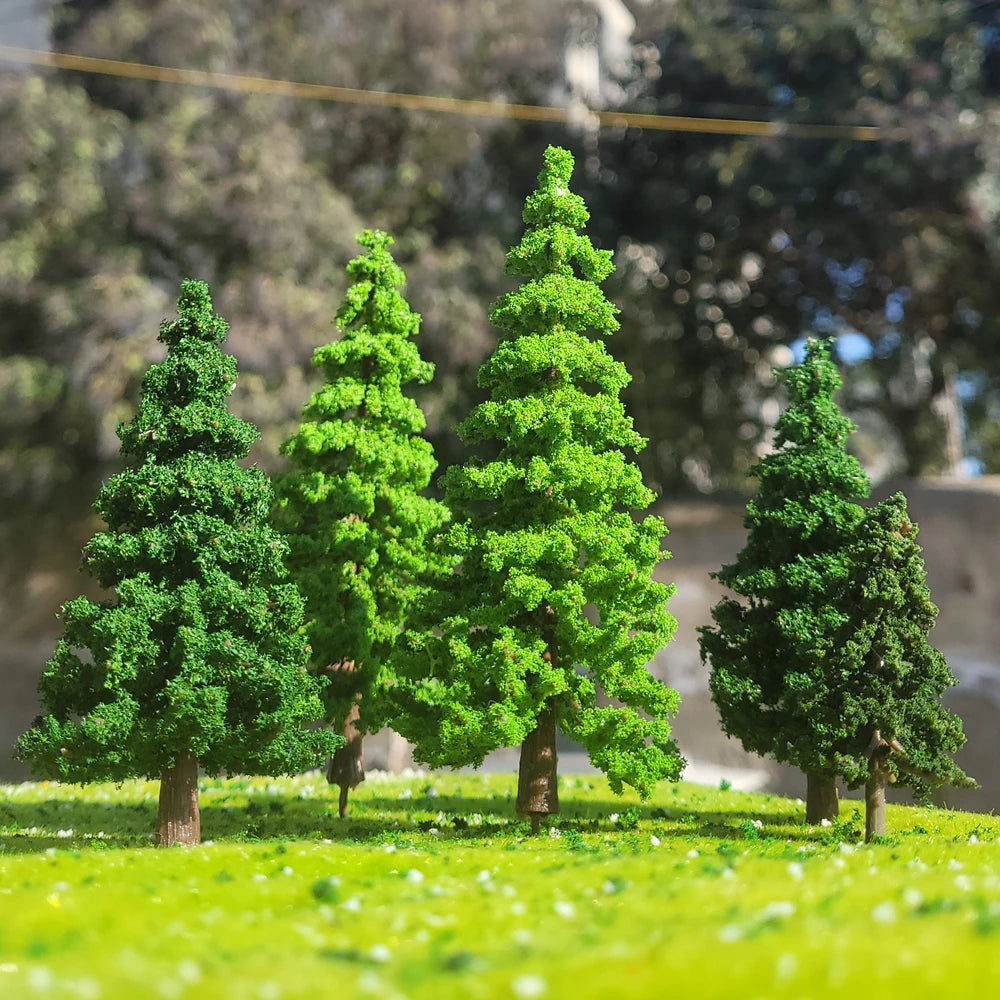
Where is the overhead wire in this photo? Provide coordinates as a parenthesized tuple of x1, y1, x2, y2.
(0, 44, 886, 141)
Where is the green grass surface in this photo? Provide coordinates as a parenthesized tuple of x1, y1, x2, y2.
(2, 770, 999, 999)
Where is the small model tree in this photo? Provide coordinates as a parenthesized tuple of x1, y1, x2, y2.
(699, 338, 870, 823)
(274, 230, 449, 817)
(17, 281, 339, 846)
(384, 146, 683, 831)
(836, 493, 972, 841)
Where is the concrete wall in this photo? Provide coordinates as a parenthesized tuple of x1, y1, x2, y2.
(3, 479, 998, 811)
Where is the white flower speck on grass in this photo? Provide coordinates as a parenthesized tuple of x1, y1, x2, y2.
(511, 901, 526, 916)
(397, 789, 413, 800)
(955, 874, 972, 892)
(548, 827, 561, 839)
(476, 870, 492, 884)
(553, 900, 575, 919)
(512, 928, 532, 945)
(56, 829, 73, 838)
(969, 834, 979, 844)
(512, 974, 547, 998)
(28, 967, 54, 992)
(650, 835, 661, 847)
(718, 924, 741, 943)
(871, 902, 896, 924)
(68, 976, 100, 999)
(831, 856, 846, 870)
(838, 843, 855, 855)
(382, 844, 397, 854)
(776, 953, 798, 980)
(368, 945, 391, 964)
(405, 869, 424, 883)
(177, 961, 200, 984)
(252, 873, 267, 882)
(157, 978, 183, 999)
(686, 849, 699, 859)
(902, 887, 923, 908)
(256, 983, 281, 1000)
(786, 862, 804, 881)
(948, 859, 964, 871)
(342, 897, 362, 912)
(280, 866, 293, 876)
(608, 813, 619, 823)
(0, 964, 18, 974)
(820, 818, 832, 827)
(759, 901, 795, 921)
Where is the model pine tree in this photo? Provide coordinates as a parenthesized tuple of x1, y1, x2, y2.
(836, 493, 972, 840)
(274, 230, 449, 817)
(385, 146, 682, 830)
(17, 281, 339, 846)
(699, 338, 870, 823)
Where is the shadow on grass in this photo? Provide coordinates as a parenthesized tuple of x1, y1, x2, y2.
(0, 786, 817, 856)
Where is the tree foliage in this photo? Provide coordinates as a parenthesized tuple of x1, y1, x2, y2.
(18, 281, 338, 782)
(835, 492, 972, 797)
(701, 339, 970, 795)
(385, 146, 682, 797)
(274, 230, 450, 733)
(700, 339, 870, 775)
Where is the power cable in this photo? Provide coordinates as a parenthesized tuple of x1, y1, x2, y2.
(0, 44, 885, 141)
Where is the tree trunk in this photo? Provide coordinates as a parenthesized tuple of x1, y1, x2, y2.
(805, 772, 839, 824)
(865, 767, 887, 842)
(517, 703, 559, 834)
(325, 702, 365, 818)
(156, 752, 200, 846)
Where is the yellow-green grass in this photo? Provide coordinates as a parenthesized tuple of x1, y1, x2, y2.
(1, 771, 999, 999)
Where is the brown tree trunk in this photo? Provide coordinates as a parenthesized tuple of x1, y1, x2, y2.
(517, 703, 559, 834)
(805, 772, 839, 824)
(156, 752, 200, 846)
(865, 767, 888, 842)
(325, 702, 365, 818)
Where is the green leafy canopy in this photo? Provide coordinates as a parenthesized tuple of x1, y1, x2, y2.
(386, 146, 683, 797)
(701, 339, 969, 791)
(18, 281, 339, 781)
(274, 230, 450, 731)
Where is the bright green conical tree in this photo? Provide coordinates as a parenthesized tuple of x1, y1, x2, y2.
(834, 493, 972, 840)
(274, 230, 450, 817)
(700, 338, 871, 823)
(17, 281, 339, 846)
(384, 146, 682, 830)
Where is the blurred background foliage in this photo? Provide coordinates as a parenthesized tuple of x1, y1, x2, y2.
(2, 0, 1000, 563)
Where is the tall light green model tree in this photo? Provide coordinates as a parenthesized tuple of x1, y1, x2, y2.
(18, 282, 339, 846)
(274, 231, 450, 817)
(385, 147, 683, 831)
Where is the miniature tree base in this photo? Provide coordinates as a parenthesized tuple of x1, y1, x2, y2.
(517, 704, 559, 834)
(805, 772, 839, 824)
(156, 752, 201, 847)
(326, 703, 365, 819)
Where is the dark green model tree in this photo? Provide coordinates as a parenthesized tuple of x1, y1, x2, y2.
(836, 493, 972, 841)
(274, 230, 449, 817)
(384, 146, 682, 831)
(17, 281, 339, 846)
(700, 338, 871, 823)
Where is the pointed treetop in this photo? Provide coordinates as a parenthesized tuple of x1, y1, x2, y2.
(772, 336, 858, 453)
(335, 229, 416, 336)
(522, 145, 590, 229)
(160, 279, 229, 348)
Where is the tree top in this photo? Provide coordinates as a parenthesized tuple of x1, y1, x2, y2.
(160, 279, 229, 348)
(522, 145, 590, 230)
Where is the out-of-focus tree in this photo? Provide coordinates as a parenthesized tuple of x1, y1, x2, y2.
(588, 0, 1000, 491)
(4, 0, 1000, 536)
